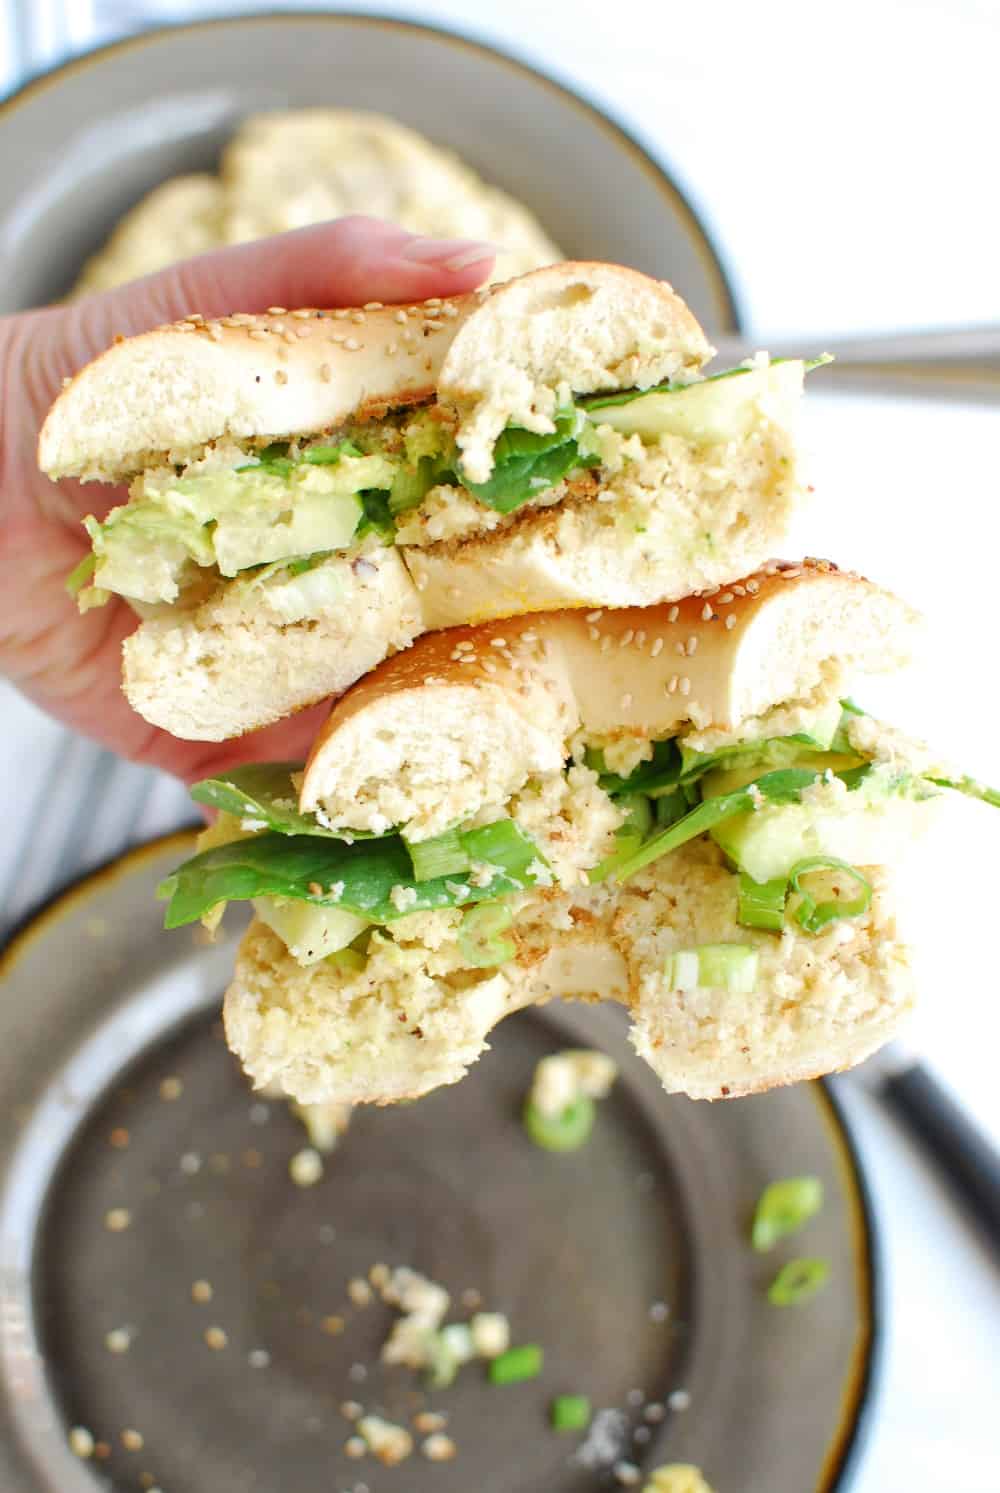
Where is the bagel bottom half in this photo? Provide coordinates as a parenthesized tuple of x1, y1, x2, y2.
(223, 841, 914, 1106)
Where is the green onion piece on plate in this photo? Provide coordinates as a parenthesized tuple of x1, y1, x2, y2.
(458, 903, 515, 968)
(664, 943, 759, 995)
(737, 872, 788, 931)
(751, 1176, 824, 1251)
(489, 1344, 543, 1384)
(404, 827, 470, 882)
(788, 857, 872, 933)
(551, 1395, 591, 1432)
(523, 1095, 596, 1152)
(767, 1257, 830, 1306)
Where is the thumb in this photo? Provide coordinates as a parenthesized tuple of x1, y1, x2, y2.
(20, 216, 496, 425)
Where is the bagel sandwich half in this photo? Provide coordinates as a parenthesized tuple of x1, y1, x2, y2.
(157, 560, 1000, 1104)
(40, 261, 825, 741)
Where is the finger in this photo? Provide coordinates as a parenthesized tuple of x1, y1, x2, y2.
(69, 216, 496, 369)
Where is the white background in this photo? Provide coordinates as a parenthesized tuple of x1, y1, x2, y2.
(2, 2, 999, 1489)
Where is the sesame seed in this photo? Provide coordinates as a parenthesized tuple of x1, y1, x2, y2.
(422, 1433, 457, 1462)
(291, 308, 313, 319)
(413, 1411, 448, 1433)
(394, 309, 408, 324)
(351, 311, 366, 325)
(424, 297, 443, 307)
(159, 1075, 183, 1100)
(586, 609, 604, 622)
(725, 614, 737, 630)
(105, 1208, 131, 1232)
(69, 1427, 95, 1459)
(686, 636, 698, 655)
(191, 1280, 213, 1303)
(482, 659, 498, 673)
(719, 592, 735, 604)
(319, 362, 332, 381)
(667, 605, 679, 622)
(442, 302, 460, 318)
(680, 677, 691, 696)
(266, 306, 287, 315)
(425, 318, 445, 330)
(180, 1151, 201, 1174)
(588, 626, 600, 641)
(600, 636, 613, 653)
(274, 369, 288, 385)
(667, 676, 678, 694)
(621, 693, 633, 709)
(701, 603, 714, 621)
(614, 1463, 641, 1486)
(349, 1362, 368, 1383)
(746, 579, 760, 594)
(105, 1328, 131, 1353)
(294, 325, 312, 338)
(643, 1403, 666, 1422)
(207, 325, 222, 341)
(204, 1327, 228, 1351)
(651, 637, 664, 657)
(635, 630, 646, 646)
(733, 584, 746, 595)
(668, 1389, 691, 1411)
(322, 1315, 345, 1335)
(521, 630, 537, 643)
(341, 1401, 364, 1421)
(183, 313, 204, 324)
(270, 321, 286, 334)
(109, 1127, 129, 1148)
(348, 1278, 373, 1307)
(332, 308, 350, 319)
(248, 328, 269, 340)
(121, 1429, 144, 1452)
(648, 1300, 670, 1322)
(675, 641, 686, 656)
(344, 338, 361, 352)
(345, 1437, 367, 1459)
(386, 342, 398, 355)
(489, 636, 508, 648)
(249, 1348, 271, 1368)
(620, 629, 635, 648)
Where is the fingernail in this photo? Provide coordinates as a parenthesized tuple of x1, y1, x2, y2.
(399, 237, 497, 269)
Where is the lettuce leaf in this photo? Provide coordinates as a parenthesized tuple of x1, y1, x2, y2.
(189, 763, 348, 838)
(458, 408, 599, 514)
(158, 822, 543, 929)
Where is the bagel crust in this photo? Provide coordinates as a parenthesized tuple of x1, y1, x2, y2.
(39, 261, 711, 483)
(301, 559, 918, 834)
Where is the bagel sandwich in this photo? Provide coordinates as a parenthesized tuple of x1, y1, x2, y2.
(157, 560, 999, 1104)
(40, 261, 825, 741)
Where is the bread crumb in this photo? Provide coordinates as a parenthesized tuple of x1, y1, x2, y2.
(289, 1147, 323, 1186)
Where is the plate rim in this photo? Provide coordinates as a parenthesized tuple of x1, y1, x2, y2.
(0, 829, 882, 1490)
(0, 7, 742, 335)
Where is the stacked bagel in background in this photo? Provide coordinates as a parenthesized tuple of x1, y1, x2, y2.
(41, 261, 998, 1105)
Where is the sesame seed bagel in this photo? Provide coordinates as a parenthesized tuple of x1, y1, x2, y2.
(39, 261, 710, 483)
(301, 560, 918, 840)
(224, 847, 915, 1106)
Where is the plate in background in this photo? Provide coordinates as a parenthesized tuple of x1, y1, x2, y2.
(0, 12, 738, 328)
(0, 835, 878, 1491)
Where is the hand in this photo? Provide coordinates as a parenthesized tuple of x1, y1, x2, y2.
(0, 217, 495, 781)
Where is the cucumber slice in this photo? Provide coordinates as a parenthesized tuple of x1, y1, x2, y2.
(586, 360, 805, 445)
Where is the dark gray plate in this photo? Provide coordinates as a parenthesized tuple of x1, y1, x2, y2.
(0, 835, 878, 1492)
(0, 12, 738, 328)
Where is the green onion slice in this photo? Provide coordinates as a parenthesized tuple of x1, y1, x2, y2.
(523, 1095, 595, 1152)
(489, 1344, 544, 1385)
(551, 1395, 592, 1432)
(927, 774, 1000, 810)
(767, 1257, 830, 1306)
(460, 817, 541, 877)
(664, 943, 759, 995)
(587, 795, 652, 884)
(787, 857, 872, 933)
(458, 903, 515, 967)
(751, 1176, 824, 1251)
(302, 439, 362, 465)
(404, 827, 470, 882)
(737, 873, 788, 931)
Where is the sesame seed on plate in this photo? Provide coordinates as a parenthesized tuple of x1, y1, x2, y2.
(191, 1280, 213, 1303)
(345, 1437, 367, 1459)
(204, 1326, 228, 1351)
(121, 1430, 144, 1452)
(105, 1208, 131, 1232)
(341, 1400, 364, 1420)
(105, 1328, 131, 1353)
(422, 1433, 457, 1462)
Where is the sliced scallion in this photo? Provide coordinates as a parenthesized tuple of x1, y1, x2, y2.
(665, 943, 759, 995)
(404, 827, 470, 882)
(324, 946, 367, 973)
(303, 439, 362, 465)
(460, 818, 539, 878)
(788, 857, 872, 934)
(489, 1344, 543, 1384)
(927, 774, 1000, 810)
(737, 873, 788, 931)
(587, 795, 652, 884)
(65, 552, 97, 597)
(551, 1395, 591, 1432)
(767, 1257, 830, 1306)
(523, 1095, 595, 1151)
(458, 903, 515, 967)
(751, 1176, 824, 1251)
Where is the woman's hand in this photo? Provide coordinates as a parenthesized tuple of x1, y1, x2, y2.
(0, 216, 494, 780)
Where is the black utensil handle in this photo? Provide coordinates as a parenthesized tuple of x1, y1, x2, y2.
(883, 1063, 1000, 1251)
